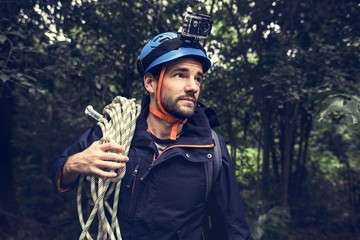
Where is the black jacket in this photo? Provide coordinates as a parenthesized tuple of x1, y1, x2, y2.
(52, 96, 249, 240)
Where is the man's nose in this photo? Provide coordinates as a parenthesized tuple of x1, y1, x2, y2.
(185, 77, 199, 92)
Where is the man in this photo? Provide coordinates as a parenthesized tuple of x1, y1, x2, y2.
(52, 31, 249, 239)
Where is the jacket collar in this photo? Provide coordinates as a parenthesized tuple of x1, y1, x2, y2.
(131, 96, 220, 147)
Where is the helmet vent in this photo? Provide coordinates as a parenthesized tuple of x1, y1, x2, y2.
(159, 37, 171, 43)
(152, 36, 161, 42)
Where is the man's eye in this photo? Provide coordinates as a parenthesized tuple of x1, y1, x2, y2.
(175, 73, 185, 78)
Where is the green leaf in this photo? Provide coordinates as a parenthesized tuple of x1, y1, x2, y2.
(0, 34, 7, 43)
(319, 97, 344, 122)
(43, 65, 58, 71)
(0, 73, 10, 82)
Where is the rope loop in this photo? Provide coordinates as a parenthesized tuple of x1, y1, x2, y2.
(78, 96, 141, 240)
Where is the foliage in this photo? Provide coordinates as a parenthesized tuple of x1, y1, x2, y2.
(1, 0, 359, 239)
(245, 195, 291, 240)
(315, 91, 360, 127)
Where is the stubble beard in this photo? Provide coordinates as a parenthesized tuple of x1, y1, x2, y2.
(161, 94, 197, 119)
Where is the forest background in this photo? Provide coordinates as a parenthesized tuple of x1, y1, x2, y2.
(0, 0, 359, 239)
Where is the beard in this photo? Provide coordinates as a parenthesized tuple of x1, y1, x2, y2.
(161, 94, 197, 119)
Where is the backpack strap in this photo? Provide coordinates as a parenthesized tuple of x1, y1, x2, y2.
(202, 130, 222, 240)
(204, 129, 222, 200)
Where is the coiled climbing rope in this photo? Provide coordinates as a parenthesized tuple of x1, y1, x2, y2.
(77, 96, 141, 240)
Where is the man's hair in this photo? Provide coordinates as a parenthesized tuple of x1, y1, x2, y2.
(146, 55, 206, 80)
(147, 64, 162, 79)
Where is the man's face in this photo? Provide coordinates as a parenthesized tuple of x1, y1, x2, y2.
(160, 58, 204, 119)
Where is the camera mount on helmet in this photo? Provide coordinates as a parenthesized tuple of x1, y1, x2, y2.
(180, 12, 213, 44)
(137, 35, 207, 76)
(137, 12, 213, 79)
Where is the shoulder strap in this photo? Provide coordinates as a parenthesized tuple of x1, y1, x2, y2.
(204, 129, 222, 200)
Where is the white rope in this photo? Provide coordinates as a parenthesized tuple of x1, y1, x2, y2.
(77, 96, 141, 240)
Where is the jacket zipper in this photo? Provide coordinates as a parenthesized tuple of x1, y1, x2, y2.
(127, 164, 139, 217)
(162, 143, 214, 152)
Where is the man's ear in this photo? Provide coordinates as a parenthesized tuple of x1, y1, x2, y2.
(144, 73, 157, 94)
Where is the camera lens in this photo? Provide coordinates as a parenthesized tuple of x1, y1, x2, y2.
(200, 21, 211, 34)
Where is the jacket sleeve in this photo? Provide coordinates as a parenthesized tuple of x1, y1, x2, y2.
(208, 133, 250, 240)
(51, 125, 102, 193)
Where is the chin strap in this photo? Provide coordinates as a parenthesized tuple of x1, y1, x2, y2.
(149, 64, 187, 140)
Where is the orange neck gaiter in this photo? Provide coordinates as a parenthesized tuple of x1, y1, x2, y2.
(149, 64, 187, 140)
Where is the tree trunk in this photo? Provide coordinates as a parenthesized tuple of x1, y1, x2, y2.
(225, 111, 237, 162)
(0, 83, 16, 232)
(292, 110, 312, 202)
(281, 103, 298, 207)
(260, 100, 271, 201)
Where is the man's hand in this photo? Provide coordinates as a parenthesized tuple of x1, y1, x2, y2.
(61, 141, 129, 185)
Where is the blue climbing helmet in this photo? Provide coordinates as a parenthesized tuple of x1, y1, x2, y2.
(137, 32, 212, 80)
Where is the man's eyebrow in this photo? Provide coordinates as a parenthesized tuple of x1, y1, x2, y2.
(170, 67, 203, 76)
(171, 67, 189, 73)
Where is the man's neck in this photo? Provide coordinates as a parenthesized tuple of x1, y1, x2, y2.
(146, 113, 184, 140)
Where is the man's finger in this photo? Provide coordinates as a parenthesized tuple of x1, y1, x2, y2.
(100, 142, 126, 153)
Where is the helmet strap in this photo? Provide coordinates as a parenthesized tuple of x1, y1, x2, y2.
(149, 64, 187, 140)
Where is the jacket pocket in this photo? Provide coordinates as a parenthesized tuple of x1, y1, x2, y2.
(176, 228, 184, 240)
(126, 162, 139, 218)
(176, 226, 189, 240)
